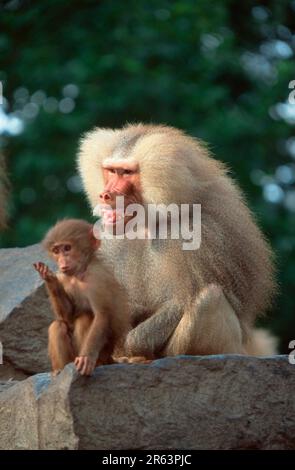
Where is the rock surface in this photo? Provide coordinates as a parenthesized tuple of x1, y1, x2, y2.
(0, 380, 18, 393)
(0, 244, 53, 377)
(0, 355, 294, 450)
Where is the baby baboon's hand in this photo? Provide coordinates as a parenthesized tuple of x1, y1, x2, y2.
(33, 262, 56, 282)
(74, 356, 96, 376)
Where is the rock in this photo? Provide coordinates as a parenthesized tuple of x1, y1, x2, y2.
(0, 363, 29, 381)
(0, 380, 19, 393)
(0, 355, 294, 450)
(0, 244, 54, 376)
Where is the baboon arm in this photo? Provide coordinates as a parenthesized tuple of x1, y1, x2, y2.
(125, 302, 183, 357)
(79, 301, 108, 360)
(45, 277, 73, 324)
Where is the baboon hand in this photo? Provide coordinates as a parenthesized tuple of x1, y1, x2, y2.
(33, 262, 56, 281)
(74, 355, 96, 376)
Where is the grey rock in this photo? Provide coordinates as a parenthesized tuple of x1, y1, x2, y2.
(0, 362, 28, 381)
(0, 244, 54, 375)
(0, 356, 294, 450)
(0, 380, 19, 393)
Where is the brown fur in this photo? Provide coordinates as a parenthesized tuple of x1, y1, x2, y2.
(55, 251, 130, 352)
(78, 124, 277, 357)
(36, 219, 131, 374)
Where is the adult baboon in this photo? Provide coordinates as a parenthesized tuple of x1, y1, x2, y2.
(78, 124, 276, 358)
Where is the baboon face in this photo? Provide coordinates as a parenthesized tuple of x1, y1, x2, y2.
(99, 161, 141, 229)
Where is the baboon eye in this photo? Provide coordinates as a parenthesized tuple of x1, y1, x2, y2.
(123, 169, 134, 175)
(52, 247, 59, 254)
(64, 244, 72, 252)
(109, 168, 116, 174)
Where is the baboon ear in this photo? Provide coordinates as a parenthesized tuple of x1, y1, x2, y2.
(89, 227, 101, 249)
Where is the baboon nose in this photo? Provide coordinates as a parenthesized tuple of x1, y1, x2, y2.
(100, 191, 112, 202)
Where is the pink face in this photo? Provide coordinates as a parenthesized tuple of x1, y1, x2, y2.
(99, 162, 142, 228)
(51, 242, 81, 275)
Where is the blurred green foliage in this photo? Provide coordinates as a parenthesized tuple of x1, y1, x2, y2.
(0, 0, 295, 351)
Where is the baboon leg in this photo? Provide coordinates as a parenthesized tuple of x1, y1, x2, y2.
(164, 284, 245, 356)
(114, 356, 153, 364)
(72, 314, 93, 353)
(73, 314, 114, 365)
(48, 320, 75, 373)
